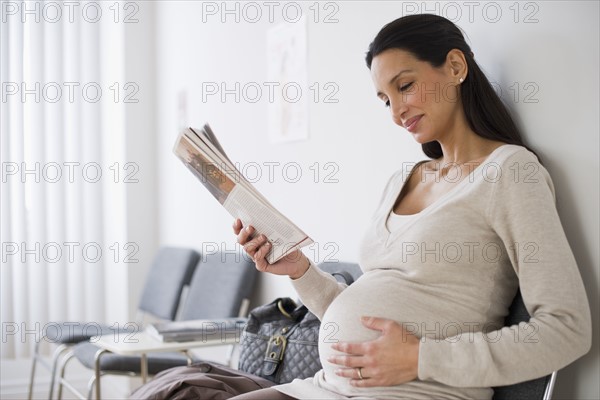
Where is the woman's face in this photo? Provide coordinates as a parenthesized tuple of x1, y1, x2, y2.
(370, 48, 465, 144)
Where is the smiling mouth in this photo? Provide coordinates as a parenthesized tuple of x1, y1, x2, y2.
(404, 115, 423, 132)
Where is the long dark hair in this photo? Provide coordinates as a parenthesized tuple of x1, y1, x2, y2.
(365, 14, 540, 162)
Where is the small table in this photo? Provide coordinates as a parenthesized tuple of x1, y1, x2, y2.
(89, 330, 240, 399)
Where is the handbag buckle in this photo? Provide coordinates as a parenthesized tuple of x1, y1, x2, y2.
(266, 334, 287, 361)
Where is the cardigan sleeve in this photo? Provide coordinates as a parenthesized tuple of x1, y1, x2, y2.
(417, 149, 592, 387)
(290, 259, 348, 320)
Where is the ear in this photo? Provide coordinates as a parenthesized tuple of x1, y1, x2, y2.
(445, 49, 468, 82)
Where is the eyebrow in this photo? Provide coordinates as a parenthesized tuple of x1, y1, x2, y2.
(376, 69, 413, 97)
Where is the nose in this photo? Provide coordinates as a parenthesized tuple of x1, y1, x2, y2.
(389, 98, 408, 127)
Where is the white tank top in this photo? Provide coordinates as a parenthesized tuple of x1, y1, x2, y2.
(386, 210, 420, 231)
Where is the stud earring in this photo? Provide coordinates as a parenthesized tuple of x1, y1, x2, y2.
(459, 77, 464, 83)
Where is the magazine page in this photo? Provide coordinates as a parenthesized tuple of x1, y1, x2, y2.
(186, 126, 293, 215)
(147, 318, 247, 343)
(173, 133, 236, 205)
(222, 184, 313, 264)
(186, 127, 275, 207)
(173, 125, 314, 264)
(175, 129, 268, 207)
(198, 124, 232, 165)
(151, 317, 247, 334)
(187, 126, 238, 180)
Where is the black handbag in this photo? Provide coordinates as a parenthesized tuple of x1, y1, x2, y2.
(238, 297, 322, 384)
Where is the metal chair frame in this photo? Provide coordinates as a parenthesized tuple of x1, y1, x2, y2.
(56, 347, 195, 400)
(27, 247, 199, 399)
(57, 251, 255, 399)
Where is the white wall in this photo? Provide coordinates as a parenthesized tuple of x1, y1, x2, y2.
(154, 2, 599, 398)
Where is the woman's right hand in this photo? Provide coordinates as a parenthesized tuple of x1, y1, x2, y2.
(232, 218, 310, 279)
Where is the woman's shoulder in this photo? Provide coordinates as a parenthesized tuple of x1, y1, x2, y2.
(486, 144, 556, 201)
(493, 144, 550, 180)
(490, 143, 541, 167)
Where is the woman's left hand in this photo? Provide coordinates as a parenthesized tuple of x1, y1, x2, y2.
(327, 316, 420, 387)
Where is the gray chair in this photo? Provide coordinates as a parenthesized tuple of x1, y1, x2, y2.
(493, 289, 557, 399)
(27, 246, 200, 400)
(318, 261, 363, 284)
(58, 251, 258, 399)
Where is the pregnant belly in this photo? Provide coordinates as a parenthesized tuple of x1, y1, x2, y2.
(318, 269, 414, 387)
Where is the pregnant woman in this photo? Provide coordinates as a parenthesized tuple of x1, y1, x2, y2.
(231, 13, 592, 400)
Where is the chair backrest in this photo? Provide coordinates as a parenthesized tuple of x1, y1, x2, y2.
(137, 246, 200, 321)
(317, 261, 363, 284)
(178, 251, 258, 320)
(492, 289, 556, 400)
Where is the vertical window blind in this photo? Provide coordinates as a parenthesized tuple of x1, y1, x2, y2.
(1, 0, 133, 360)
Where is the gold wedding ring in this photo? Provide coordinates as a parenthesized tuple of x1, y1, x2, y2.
(357, 367, 364, 380)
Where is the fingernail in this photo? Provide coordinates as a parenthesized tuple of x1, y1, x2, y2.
(245, 226, 251, 232)
(334, 369, 342, 375)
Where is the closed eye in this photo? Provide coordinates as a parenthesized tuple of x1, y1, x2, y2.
(383, 82, 413, 107)
(400, 82, 414, 92)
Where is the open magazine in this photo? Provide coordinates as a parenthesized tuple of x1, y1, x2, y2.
(173, 124, 314, 264)
(147, 317, 248, 343)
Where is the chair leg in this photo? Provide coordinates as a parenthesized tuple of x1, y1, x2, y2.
(27, 341, 41, 400)
(27, 338, 75, 400)
(86, 375, 96, 400)
(55, 349, 88, 400)
(93, 348, 108, 400)
(543, 371, 558, 400)
(182, 350, 193, 366)
(56, 349, 75, 400)
(225, 344, 236, 367)
(48, 344, 70, 400)
(28, 339, 69, 400)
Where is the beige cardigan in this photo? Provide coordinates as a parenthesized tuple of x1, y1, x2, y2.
(275, 144, 592, 400)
